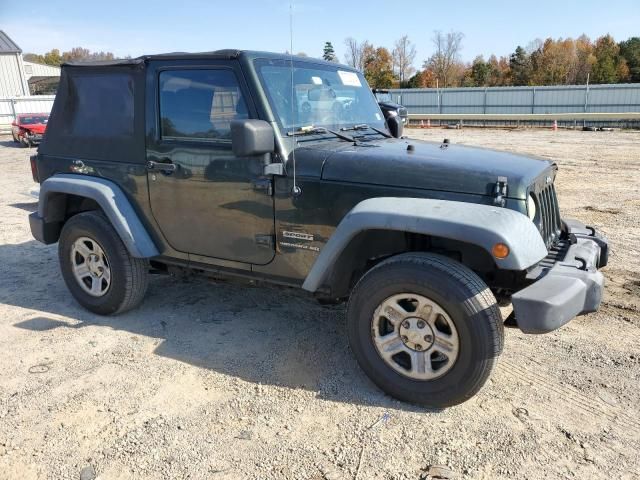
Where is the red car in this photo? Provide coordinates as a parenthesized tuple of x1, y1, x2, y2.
(11, 113, 49, 147)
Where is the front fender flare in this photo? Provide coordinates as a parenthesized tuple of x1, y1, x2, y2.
(302, 197, 547, 292)
(36, 174, 159, 258)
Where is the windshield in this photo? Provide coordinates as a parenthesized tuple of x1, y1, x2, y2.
(255, 59, 386, 133)
(19, 115, 48, 125)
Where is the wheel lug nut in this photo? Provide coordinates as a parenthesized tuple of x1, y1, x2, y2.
(402, 321, 410, 329)
(415, 345, 422, 351)
(424, 335, 433, 342)
(401, 335, 408, 342)
(417, 320, 425, 329)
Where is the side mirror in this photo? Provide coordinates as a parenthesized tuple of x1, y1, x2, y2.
(387, 115, 404, 138)
(231, 119, 275, 157)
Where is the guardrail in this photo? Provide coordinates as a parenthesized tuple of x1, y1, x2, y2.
(407, 112, 640, 128)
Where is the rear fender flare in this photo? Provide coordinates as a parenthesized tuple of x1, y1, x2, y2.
(302, 197, 547, 292)
(38, 174, 159, 258)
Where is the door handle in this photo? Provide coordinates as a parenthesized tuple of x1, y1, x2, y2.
(147, 159, 177, 174)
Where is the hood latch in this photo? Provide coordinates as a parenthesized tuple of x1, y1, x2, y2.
(493, 176, 508, 207)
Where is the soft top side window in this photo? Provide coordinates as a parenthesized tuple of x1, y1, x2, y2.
(159, 69, 249, 142)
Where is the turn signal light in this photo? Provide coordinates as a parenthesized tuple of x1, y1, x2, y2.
(492, 243, 510, 259)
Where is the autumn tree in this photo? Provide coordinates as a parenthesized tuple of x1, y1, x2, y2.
(392, 35, 417, 87)
(423, 31, 464, 87)
(363, 47, 395, 88)
(406, 70, 437, 88)
(343, 38, 372, 71)
(574, 35, 596, 84)
(23, 49, 62, 66)
(528, 38, 577, 85)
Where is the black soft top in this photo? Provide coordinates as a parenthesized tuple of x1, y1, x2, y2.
(40, 50, 357, 164)
(40, 57, 148, 164)
(62, 49, 243, 67)
(61, 49, 354, 70)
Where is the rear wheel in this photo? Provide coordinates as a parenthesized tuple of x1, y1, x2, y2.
(59, 211, 148, 315)
(347, 253, 503, 408)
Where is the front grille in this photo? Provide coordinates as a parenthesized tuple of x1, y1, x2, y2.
(536, 183, 562, 249)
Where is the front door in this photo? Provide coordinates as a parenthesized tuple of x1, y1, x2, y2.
(147, 61, 275, 265)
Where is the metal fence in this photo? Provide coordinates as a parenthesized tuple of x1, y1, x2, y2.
(2, 84, 640, 133)
(386, 83, 640, 127)
(0, 96, 55, 133)
(387, 83, 640, 114)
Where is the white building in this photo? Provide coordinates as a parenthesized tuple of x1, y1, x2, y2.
(23, 60, 61, 94)
(0, 30, 60, 96)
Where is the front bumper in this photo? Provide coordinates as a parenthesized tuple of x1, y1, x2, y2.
(511, 219, 608, 334)
(21, 133, 43, 144)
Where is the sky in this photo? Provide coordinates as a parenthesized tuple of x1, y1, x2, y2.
(1, 0, 639, 66)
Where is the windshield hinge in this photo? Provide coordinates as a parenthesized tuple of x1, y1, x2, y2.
(493, 176, 508, 207)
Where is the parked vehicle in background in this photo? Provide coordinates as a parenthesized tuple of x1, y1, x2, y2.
(373, 89, 408, 125)
(11, 113, 49, 147)
(29, 51, 608, 408)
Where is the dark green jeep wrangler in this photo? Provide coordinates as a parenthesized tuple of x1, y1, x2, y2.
(29, 51, 608, 407)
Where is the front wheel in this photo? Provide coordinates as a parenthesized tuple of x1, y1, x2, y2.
(58, 211, 149, 315)
(347, 253, 504, 408)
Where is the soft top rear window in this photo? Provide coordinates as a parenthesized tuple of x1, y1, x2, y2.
(39, 66, 145, 164)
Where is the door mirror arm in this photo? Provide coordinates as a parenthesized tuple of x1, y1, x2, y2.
(264, 162, 284, 176)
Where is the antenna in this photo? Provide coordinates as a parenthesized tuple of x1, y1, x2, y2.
(289, 2, 301, 196)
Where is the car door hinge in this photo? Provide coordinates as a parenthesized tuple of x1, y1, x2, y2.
(252, 178, 273, 196)
(493, 176, 508, 207)
(255, 234, 275, 248)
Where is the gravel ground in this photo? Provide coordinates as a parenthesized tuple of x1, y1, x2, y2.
(0, 128, 639, 480)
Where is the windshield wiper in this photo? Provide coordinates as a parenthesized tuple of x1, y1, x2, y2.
(340, 123, 392, 138)
(340, 123, 369, 132)
(287, 126, 355, 143)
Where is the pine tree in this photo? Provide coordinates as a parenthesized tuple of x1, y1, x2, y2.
(323, 42, 337, 62)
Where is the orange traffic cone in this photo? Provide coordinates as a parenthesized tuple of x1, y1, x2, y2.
(552, 120, 558, 131)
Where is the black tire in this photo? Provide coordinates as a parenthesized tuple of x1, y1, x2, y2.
(58, 211, 148, 315)
(347, 253, 504, 408)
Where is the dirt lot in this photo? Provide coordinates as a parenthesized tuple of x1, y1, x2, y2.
(0, 128, 639, 480)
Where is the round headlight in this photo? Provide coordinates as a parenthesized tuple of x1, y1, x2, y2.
(527, 194, 537, 221)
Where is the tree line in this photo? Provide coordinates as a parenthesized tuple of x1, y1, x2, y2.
(327, 33, 640, 89)
(25, 34, 640, 90)
(23, 47, 118, 65)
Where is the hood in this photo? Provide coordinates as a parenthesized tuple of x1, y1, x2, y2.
(20, 123, 47, 134)
(319, 138, 554, 199)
